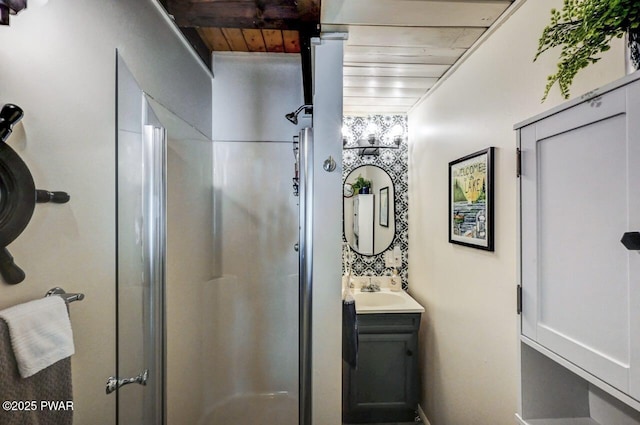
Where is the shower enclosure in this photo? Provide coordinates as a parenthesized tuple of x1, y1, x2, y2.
(116, 55, 313, 425)
(202, 129, 313, 425)
(116, 54, 217, 423)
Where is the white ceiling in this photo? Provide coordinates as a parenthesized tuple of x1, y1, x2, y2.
(321, 0, 514, 115)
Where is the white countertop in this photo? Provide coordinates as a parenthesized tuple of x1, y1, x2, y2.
(351, 288, 425, 314)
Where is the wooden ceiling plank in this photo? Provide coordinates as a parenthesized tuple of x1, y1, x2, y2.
(343, 86, 425, 98)
(344, 45, 467, 58)
(344, 75, 438, 89)
(321, 0, 511, 28)
(343, 97, 417, 107)
(198, 27, 231, 51)
(343, 105, 411, 115)
(346, 26, 485, 49)
(343, 64, 450, 78)
(282, 30, 300, 53)
(222, 28, 249, 51)
(344, 53, 459, 66)
(263, 29, 285, 53)
(167, 0, 301, 29)
(242, 28, 267, 52)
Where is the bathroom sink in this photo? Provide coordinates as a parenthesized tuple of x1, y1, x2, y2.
(351, 289, 425, 314)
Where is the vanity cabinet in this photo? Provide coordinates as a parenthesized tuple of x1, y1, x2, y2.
(343, 313, 420, 423)
(515, 73, 640, 424)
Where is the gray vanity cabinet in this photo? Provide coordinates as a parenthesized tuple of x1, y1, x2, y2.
(343, 313, 420, 423)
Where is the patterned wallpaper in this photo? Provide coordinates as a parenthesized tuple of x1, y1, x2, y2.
(342, 115, 409, 290)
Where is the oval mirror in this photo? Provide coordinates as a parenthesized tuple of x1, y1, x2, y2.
(343, 165, 395, 256)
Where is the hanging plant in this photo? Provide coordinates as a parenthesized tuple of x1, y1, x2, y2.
(535, 0, 640, 101)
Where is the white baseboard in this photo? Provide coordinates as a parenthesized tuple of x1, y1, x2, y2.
(418, 404, 431, 425)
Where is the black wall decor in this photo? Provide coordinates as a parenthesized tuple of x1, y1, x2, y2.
(0, 103, 70, 284)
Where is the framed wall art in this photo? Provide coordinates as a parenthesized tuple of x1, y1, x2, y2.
(448, 147, 494, 251)
(379, 186, 389, 227)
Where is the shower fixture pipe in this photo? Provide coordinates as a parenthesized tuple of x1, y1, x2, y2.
(286, 104, 313, 125)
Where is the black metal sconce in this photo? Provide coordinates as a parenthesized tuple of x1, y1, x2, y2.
(343, 134, 402, 157)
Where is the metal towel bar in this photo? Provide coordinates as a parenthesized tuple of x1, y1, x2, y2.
(45, 287, 84, 304)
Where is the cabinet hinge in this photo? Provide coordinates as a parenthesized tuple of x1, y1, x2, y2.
(516, 147, 522, 178)
(517, 284, 522, 315)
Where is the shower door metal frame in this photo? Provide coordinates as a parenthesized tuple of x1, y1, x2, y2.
(116, 121, 166, 425)
(298, 127, 313, 425)
(141, 123, 167, 425)
(116, 56, 165, 425)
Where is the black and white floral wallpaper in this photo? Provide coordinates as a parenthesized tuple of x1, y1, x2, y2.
(342, 115, 409, 290)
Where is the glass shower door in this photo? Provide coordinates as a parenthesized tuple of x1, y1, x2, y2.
(118, 53, 216, 424)
(116, 56, 166, 425)
(116, 120, 166, 425)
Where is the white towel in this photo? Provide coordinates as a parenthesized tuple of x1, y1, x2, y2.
(0, 296, 74, 378)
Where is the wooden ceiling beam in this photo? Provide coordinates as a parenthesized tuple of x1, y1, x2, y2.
(297, 0, 320, 26)
(166, 0, 313, 30)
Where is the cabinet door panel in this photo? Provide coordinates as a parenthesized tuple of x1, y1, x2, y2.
(628, 80, 640, 400)
(344, 331, 418, 424)
(354, 333, 414, 406)
(521, 86, 633, 394)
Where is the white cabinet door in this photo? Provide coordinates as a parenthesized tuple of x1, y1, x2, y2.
(520, 83, 639, 398)
(353, 194, 374, 255)
(627, 79, 640, 400)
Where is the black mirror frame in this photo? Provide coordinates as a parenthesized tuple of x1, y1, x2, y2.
(342, 164, 396, 257)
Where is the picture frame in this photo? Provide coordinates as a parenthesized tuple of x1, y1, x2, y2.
(448, 147, 494, 251)
(379, 186, 389, 227)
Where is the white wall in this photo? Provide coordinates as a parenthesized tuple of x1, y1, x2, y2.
(311, 35, 344, 425)
(407, 1, 626, 424)
(0, 1, 212, 423)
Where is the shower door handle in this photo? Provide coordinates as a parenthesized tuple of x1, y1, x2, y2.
(106, 369, 149, 394)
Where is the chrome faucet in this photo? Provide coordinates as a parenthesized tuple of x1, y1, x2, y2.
(361, 282, 381, 292)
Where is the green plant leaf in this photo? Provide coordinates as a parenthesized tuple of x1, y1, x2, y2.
(535, 0, 640, 101)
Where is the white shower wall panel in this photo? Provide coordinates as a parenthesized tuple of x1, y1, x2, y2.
(208, 141, 299, 417)
(165, 135, 215, 425)
(212, 53, 307, 142)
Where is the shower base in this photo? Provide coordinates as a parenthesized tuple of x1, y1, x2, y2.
(199, 392, 297, 425)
